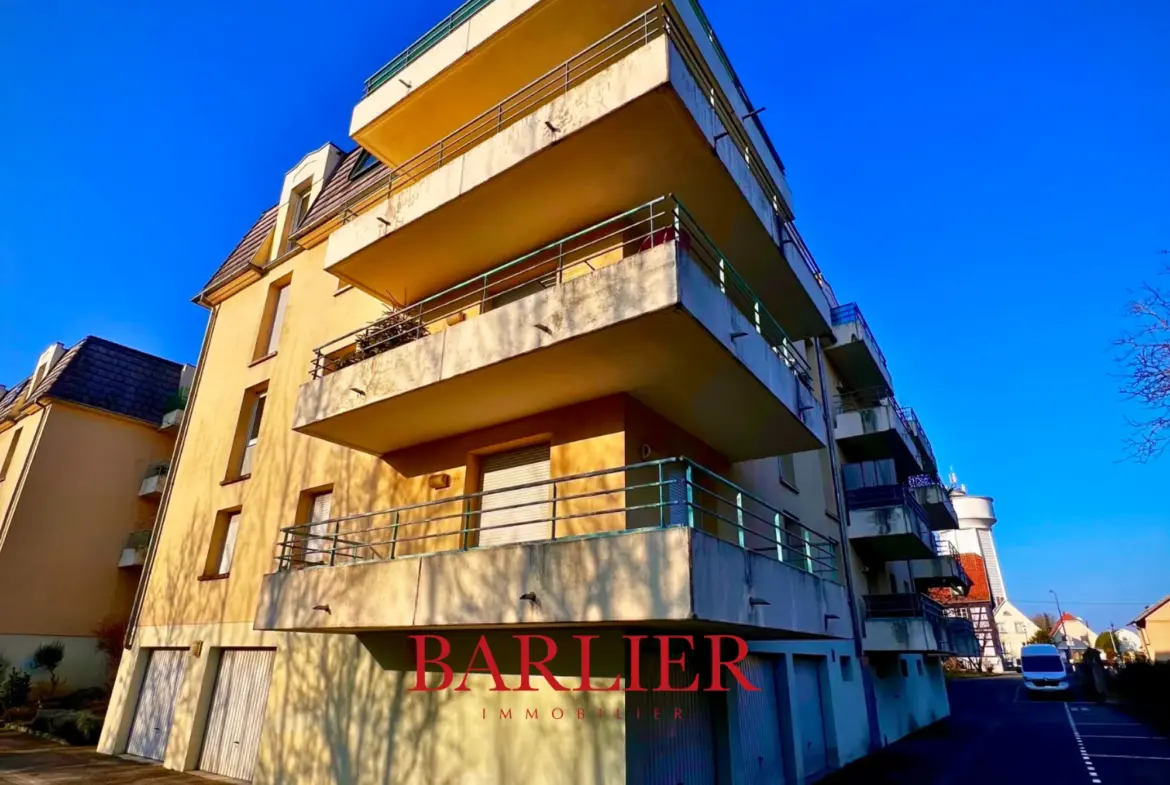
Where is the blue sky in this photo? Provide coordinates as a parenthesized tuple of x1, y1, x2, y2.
(1, 1, 1166, 632)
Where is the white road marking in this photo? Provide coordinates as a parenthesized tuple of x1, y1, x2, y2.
(1079, 735, 1165, 739)
(1066, 702, 1106, 784)
(1087, 754, 1170, 760)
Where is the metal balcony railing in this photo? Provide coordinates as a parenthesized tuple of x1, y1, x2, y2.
(935, 536, 959, 559)
(829, 303, 888, 372)
(311, 6, 809, 294)
(365, 0, 497, 94)
(273, 457, 840, 582)
(124, 529, 152, 552)
(863, 592, 945, 622)
(834, 389, 914, 437)
(899, 407, 936, 466)
(845, 484, 933, 547)
(141, 462, 169, 481)
(309, 196, 815, 398)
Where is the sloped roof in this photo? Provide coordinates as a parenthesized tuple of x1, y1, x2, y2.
(294, 147, 384, 236)
(930, 553, 993, 605)
(1, 338, 183, 426)
(199, 205, 279, 298)
(1130, 594, 1170, 626)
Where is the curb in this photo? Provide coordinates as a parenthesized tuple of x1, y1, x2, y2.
(0, 722, 72, 747)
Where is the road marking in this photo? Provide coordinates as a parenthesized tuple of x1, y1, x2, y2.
(1076, 722, 1143, 725)
(1088, 754, 1170, 760)
(1066, 703, 1105, 784)
(1079, 735, 1165, 739)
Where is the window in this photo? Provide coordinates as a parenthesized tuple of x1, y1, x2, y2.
(299, 490, 334, 565)
(840, 655, 853, 682)
(899, 659, 909, 677)
(254, 277, 292, 359)
(997, 623, 1007, 634)
(1015, 622, 1028, 634)
(889, 573, 898, 594)
(205, 509, 242, 578)
(783, 515, 810, 573)
(0, 428, 22, 482)
(349, 149, 381, 180)
(778, 454, 797, 490)
(228, 385, 268, 480)
(286, 186, 312, 252)
(916, 659, 924, 676)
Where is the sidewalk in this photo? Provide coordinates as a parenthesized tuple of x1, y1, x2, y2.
(0, 730, 203, 783)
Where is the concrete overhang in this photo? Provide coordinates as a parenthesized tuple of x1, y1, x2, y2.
(912, 484, 960, 531)
(294, 242, 827, 459)
(331, 35, 829, 340)
(863, 616, 953, 655)
(825, 310, 893, 395)
(911, 555, 971, 592)
(834, 405, 923, 476)
(254, 525, 852, 639)
(846, 503, 935, 562)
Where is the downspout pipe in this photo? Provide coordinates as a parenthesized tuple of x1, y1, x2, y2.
(124, 304, 218, 650)
(813, 336, 883, 753)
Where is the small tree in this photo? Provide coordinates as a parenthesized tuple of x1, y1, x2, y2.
(1094, 631, 1123, 661)
(31, 641, 65, 697)
(1, 670, 31, 710)
(1028, 628, 1055, 645)
(1115, 263, 1170, 461)
(1030, 612, 1057, 633)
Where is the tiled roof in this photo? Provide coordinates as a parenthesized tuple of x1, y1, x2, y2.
(1131, 594, 1170, 626)
(931, 553, 993, 605)
(1, 338, 183, 427)
(199, 205, 279, 298)
(294, 147, 385, 236)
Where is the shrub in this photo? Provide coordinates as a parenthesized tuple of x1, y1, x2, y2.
(29, 709, 104, 745)
(1, 669, 31, 709)
(1112, 661, 1170, 731)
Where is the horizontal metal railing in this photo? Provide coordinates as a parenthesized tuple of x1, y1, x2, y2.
(124, 530, 152, 552)
(309, 196, 815, 396)
(845, 484, 934, 547)
(830, 303, 888, 372)
(935, 536, 959, 559)
(273, 457, 840, 583)
(863, 592, 944, 621)
(835, 389, 914, 438)
(899, 408, 936, 461)
(365, 0, 497, 94)
(141, 462, 169, 480)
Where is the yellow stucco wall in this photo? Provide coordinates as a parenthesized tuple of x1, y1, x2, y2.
(0, 407, 46, 545)
(1139, 603, 1170, 661)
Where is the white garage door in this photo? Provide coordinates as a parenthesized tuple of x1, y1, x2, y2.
(199, 649, 275, 781)
(793, 657, 829, 781)
(477, 444, 551, 547)
(739, 655, 786, 785)
(126, 649, 186, 761)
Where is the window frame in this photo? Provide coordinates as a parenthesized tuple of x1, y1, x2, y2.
(0, 428, 22, 482)
(203, 508, 243, 579)
(253, 276, 292, 361)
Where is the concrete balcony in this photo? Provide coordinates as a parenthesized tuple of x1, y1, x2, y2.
(845, 485, 935, 562)
(911, 541, 971, 592)
(833, 394, 923, 476)
(137, 463, 169, 498)
(825, 303, 892, 395)
(254, 458, 851, 639)
(329, 7, 828, 341)
(900, 408, 938, 474)
(863, 594, 956, 655)
(159, 408, 183, 433)
(296, 198, 827, 460)
(908, 476, 959, 531)
(946, 617, 981, 658)
(118, 530, 151, 569)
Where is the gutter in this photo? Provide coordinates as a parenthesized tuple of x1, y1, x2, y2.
(124, 304, 219, 650)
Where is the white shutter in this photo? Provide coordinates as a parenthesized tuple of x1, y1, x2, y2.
(199, 649, 275, 782)
(126, 649, 186, 761)
(266, 285, 290, 356)
(304, 492, 333, 564)
(738, 655, 786, 785)
(218, 514, 241, 575)
(477, 445, 551, 548)
(793, 657, 829, 780)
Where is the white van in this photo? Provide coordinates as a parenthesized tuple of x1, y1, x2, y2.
(1020, 643, 1071, 695)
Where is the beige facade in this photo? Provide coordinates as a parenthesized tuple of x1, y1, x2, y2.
(99, 1, 968, 782)
(995, 601, 1039, 667)
(1132, 596, 1170, 662)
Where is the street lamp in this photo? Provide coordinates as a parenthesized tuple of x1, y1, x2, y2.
(1049, 589, 1069, 660)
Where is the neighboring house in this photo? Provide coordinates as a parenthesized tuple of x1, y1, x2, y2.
(1051, 612, 1097, 660)
(1113, 627, 1143, 656)
(96, 2, 973, 782)
(931, 552, 1005, 672)
(0, 338, 189, 690)
(995, 600, 1040, 668)
(1131, 595, 1170, 662)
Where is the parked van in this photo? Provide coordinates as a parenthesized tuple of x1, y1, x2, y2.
(1021, 643, 1071, 695)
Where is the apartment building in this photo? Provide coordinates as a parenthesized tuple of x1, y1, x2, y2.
(98, 1, 974, 782)
(0, 337, 188, 689)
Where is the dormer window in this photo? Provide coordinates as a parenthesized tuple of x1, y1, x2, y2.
(286, 185, 312, 252)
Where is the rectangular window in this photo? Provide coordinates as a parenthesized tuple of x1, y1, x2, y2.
(997, 623, 1007, 634)
(286, 187, 312, 252)
(205, 509, 242, 578)
(0, 428, 21, 482)
(783, 515, 810, 573)
(227, 385, 268, 481)
(254, 278, 292, 359)
(778, 454, 797, 490)
(1016, 623, 1028, 634)
(916, 659, 924, 676)
(899, 659, 909, 678)
(840, 655, 854, 682)
(300, 490, 334, 565)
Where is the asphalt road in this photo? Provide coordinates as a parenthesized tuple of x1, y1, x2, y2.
(822, 675, 1170, 785)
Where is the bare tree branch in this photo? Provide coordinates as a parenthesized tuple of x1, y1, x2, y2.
(1115, 264, 1170, 461)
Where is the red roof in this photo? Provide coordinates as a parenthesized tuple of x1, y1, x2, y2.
(930, 553, 992, 605)
(1051, 612, 1080, 634)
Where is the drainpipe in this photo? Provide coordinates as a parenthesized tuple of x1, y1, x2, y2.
(812, 336, 883, 753)
(124, 304, 218, 650)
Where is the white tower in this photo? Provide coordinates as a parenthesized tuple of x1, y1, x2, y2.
(940, 471, 1006, 605)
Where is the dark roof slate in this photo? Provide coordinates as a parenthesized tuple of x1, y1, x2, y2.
(199, 205, 279, 297)
(1, 338, 183, 426)
(295, 147, 385, 236)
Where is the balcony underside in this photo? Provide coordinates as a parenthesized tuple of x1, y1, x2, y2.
(297, 245, 825, 459)
(330, 41, 829, 340)
(824, 330, 890, 394)
(352, 0, 654, 166)
(835, 418, 922, 477)
(254, 526, 852, 639)
(914, 486, 960, 531)
(911, 556, 970, 591)
(847, 506, 934, 562)
(863, 617, 952, 655)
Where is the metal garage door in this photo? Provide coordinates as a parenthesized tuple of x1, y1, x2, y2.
(477, 445, 551, 547)
(739, 655, 786, 785)
(126, 649, 186, 761)
(626, 642, 717, 784)
(793, 657, 829, 781)
(199, 649, 275, 781)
